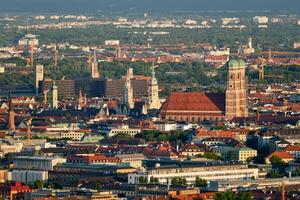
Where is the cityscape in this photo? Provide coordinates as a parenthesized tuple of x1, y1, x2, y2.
(0, 0, 300, 199)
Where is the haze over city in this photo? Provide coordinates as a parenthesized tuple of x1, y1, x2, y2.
(0, 0, 300, 200)
(0, 0, 299, 13)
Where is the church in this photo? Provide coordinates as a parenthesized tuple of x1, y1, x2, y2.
(160, 59, 248, 121)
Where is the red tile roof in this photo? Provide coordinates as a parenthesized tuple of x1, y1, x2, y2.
(267, 151, 293, 160)
(160, 92, 225, 112)
(285, 145, 300, 152)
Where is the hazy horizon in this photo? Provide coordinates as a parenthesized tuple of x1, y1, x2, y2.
(0, 0, 299, 15)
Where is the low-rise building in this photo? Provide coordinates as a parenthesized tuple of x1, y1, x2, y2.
(116, 154, 145, 168)
(266, 151, 294, 164)
(104, 125, 141, 137)
(213, 147, 257, 162)
(285, 145, 300, 158)
(13, 156, 66, 171)
(128, 164, 258, 185)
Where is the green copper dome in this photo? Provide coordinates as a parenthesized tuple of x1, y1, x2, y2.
(228, 59, 245, 68)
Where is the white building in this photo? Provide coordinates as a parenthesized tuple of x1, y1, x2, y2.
(60, 131, 85, 140)
(105, 40, 120, 46)
(209, 48, 230, 56)
(185, 20, 197, 26)
(0, 67, 4, 73)
(128, 164, 258, 185)
(104, 125, 141, 138)
(253, 16, 269, 24)
(293, 42, 300, 49)
(18, 34, 39, 46)
(9, 170, 48, 184)
(35, 16, 45, 20)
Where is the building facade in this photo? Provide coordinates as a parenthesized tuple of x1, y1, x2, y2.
(128, 164, 258, 185)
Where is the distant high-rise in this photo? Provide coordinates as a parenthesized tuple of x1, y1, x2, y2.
(225, 59, 248, 119)
(91, 50, 100, 79)
(50, 81, 58, 109)
(148, 65, 161, 109)
(34, 64, 44, 96)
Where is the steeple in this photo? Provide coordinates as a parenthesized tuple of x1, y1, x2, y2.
(148, 64, 160, 109)
(91, 49, 100, 79)
(77, 89, 84, 110)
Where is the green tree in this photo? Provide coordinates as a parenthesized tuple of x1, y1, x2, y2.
(171, 177, 187, 187)
(198, 152, 222, 160)
(270, 155, 285, 165)
(194, 177, 207, 187)
(149, 177, 159, 184)
(268, 170, 282, 178)
(34, 180, 44, 189)
(139, 176, 148, 184)
(227, 150, 236, 161)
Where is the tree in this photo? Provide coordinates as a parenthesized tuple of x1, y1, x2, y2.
(198, 152, 222, 161)
(194, 177, 207, 187)
(214, 191, 252, 200)
(171, 177, 187, 187)
(295, 167, 300, 176)
(139, 176, 148, 184)
(238, 191, 252, 200)
(34, 180, 44, 189)
(149, 177, 159, 184)
(295, 157, 300, 163)
(268, 170, 282, 178)
(270, 155, 285, 165)
(227, 150, 236, 161)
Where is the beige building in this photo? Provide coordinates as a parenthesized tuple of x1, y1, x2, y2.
(116, 154, 145, 168)
(213, 147, 257, 162)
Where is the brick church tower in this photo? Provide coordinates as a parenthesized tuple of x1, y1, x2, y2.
(225, 59, 248, 120)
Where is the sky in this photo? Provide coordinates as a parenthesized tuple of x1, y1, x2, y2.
(0, 0, 299, 14)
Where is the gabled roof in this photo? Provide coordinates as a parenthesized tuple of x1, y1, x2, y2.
(160, 92, 225, 112)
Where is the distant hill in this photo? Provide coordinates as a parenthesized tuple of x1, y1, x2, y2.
(0, 0, 299, 14)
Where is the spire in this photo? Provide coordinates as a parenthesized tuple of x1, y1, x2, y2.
(151, 64, 157, 85)
(91, 49, 100, 79)
(78, 89, 84, 110)
(8, 91, 15, 130)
